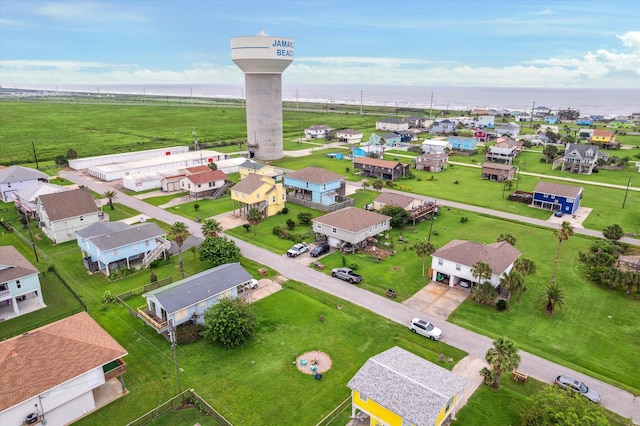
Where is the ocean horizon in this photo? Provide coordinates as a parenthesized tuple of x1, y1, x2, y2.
(5, 83, 639, 117)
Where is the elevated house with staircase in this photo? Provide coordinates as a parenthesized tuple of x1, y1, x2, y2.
(76, 222, 170, 276)
(560, 143, 599, 175)
(284, 167, 347, 206)
(230, 173, 286, 218)
(180, 169, 229, 199)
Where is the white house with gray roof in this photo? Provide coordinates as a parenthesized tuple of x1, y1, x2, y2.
(347, 346, 468, 426)
(139, 263, 254, 333)
(76, 222, 169, 275)
(0, 165, 49, 202)
(560, 143, 599, 175)
(312, 207, 390, 250)
(430, 240, 521, 288)
(37, 188, 102, 243)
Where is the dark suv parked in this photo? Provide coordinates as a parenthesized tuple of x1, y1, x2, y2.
(310, 243, 330, 257)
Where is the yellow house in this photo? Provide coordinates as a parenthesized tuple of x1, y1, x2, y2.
(348, 347, 468, 426)
(238, 159, 282, 180)
(590, 129, 619, 149)
(230, 174, 285, 218)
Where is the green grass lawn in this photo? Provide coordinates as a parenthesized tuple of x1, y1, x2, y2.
(165, 196, 234, 220)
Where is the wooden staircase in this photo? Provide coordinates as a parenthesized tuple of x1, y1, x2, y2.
(142, 237, 171, 268)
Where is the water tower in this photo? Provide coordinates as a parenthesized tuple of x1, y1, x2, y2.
(231, 31, 294, 160)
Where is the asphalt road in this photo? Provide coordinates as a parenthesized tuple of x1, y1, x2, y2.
(59, 169, 640, 424)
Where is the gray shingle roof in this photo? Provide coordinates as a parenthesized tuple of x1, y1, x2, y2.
(432, 239, 521, 274)
(144, 263, 252, 314)
(565, 143, 599, 159)
(352, 156, 404, 169)
(76, 221, 129, 238)
(0, 165, 49, 184)
(231, 173, 274, 194)
(39, 188, 99, 221)
(373, 192, 416, 209)
(313, 207, 390, 233)
(347, 347, 468, 426)
(285, 167, 345, 184)
(533, 181, 583, 198)
(85, 223, 165, 251)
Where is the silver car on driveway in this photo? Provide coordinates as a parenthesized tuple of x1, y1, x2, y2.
(554, 375, 601, 403)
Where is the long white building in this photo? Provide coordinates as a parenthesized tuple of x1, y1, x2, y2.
(69, 146, 189, 170)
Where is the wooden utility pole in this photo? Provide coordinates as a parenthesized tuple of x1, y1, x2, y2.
(31, 140, 39, 170)
(622, 176, 631, 208)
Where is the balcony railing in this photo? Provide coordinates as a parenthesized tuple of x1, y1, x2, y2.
(137, 306, 170, 332)
(104, 359, 127, 381)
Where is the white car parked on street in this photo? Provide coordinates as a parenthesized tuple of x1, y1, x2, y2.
(409, 317, 442, 341)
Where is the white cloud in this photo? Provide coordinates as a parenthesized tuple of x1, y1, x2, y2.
(34, 1, 148, 24)
(618, 31, 640, 53)
(533, 9, 554, 16)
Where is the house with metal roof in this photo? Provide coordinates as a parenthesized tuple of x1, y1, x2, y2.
(347, 346, 468, 426)
(430, 240, 521, 287)
(0, 246, 45, 321)
(0, 165, 49, 202)
(36, 188, 102, 243)
(0, 312, 128, 426)
(312, 207, 390, 250)
(76, 222, 170, 275)
(139, 263, 254, 333)
(284, 166, 346, 206)
(531, 181, 583, 215)
(230, 173, 285, 218)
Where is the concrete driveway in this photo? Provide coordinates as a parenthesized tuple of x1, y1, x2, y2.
(403, 282, 470, 320)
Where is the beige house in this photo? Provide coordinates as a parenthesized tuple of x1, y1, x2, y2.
(370, 192, 423, 211)
(414, 152, 449, 172)
(375, 118, 409, 132)
(312, 207, 390, 250)
(230, 174, 285, 218)
(37, 188, 102, 243)
(336, 129, 364, 144)
(481, 163, 515, 182)
(238, 160, 282, 180)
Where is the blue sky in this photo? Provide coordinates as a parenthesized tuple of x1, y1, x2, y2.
(1, 0, 639, 88)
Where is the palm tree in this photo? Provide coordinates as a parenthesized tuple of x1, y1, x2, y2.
(497, 232, 516, 246)
(485, 336, 521, 389)
(551, 221, 574, 284)
(471, 261, 492, 290)
(246, 207, 263, 237)
(103, 190, 117, 210)
(169, 222, 191, 274)
(362, 181, 371, 192)
(415, 240, 436, 278)
(513, 258, 537, 302)
(201, 218, 222, 238)
(372, 180, 384, 192)
(499, 270, 524, 301)
(539, 283, 565, 314)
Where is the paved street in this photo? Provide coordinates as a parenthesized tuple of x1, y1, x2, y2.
(59, 169, 640, 424)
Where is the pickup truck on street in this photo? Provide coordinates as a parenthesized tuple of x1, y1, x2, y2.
(331, 267, 362, 284)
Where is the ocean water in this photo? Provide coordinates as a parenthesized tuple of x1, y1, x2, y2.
(9, 83, 639, 117)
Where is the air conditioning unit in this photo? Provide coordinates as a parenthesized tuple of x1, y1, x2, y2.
(26, 412, 39, 424)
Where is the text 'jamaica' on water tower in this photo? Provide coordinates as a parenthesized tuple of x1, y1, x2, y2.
(231, 31, 294, 161)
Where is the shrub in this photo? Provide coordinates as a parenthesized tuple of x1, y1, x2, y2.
(176, 323, 205, 344)
(460, 216, 468, 223)
(286, 218, 296, 230)
(297, 212, 313, 225)
(193, 203, 200, 211)
(281, 207, 289, 214)
(149, 272, 158, 283)
(496, 299, 508, 311)
(272, 226, 282, 236)
(348, 262, 359, 270)
(242, 223, 251, 233)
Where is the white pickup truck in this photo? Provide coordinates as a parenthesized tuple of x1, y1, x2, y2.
(287, 242, 309, 257)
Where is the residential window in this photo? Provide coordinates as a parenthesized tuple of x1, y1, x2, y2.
(16, 280, 21, 289)
(113, 248, 118, 256)
(272, 196, 276, 203)
(80, 216, 84, 221)
(256, 193, 260, 198)
(332, 227, 337, 234)
(174, 309, 188, 322)
(438, 259, 443, 266)
(316, 223, 322, 229)
(455, 264, 461, 271)
(360, 394, 368, 402)
(145, 240, 150, 247)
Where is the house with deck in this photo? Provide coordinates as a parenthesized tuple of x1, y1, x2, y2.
(414, 152, 449, 172)
(347, 346, 468, 426)
(304, 125, 333, 139)
(76, 222, 170, 275)
(495, 123, 520, 138)
(369, 132, 403, 148)
(561, 143, 599, 175)
(37, 188, 102, 244)
(481, 163, 515, 182)
(180, 169, 228, 199)
(336, 128, 364, 144)
(0, 165, 49, 203)
(475, 115, 495, 129)
(352, 157, 409, 180)
(376, 118, 409, 132)
(448, 136, 478, 151)
(494, 136, 523, 153)
(312, 207, 390, 250)
(473, 128, 489, 142)
(0, 246, 45, 321)
(430, 239, 521, 287)
(590, 129, 619, 149)
(421, 139, 451, 154)
(139, 263, 254, 333)
(12, 182, 65, 219)
(284, 167, 346, 206)
(485, 147, 517, 164)
(430, 119, 455, 135)
(0, 312, 128, 426)
(532, 181, 583, 215)
(369, 192, 423, 211)
(230, 173, 285, 218)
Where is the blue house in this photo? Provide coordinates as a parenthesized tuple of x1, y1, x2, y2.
(369, 132, 403, 147)
(544, 116, 559, 124)
(0, 246, 45, 320)
(284, 166, 346, 206)
(532, 181, 583, 215)
(76, 222, 170, 276)
(139, 263, 255, 333)
(352, 145, 383, 159)
(576, 117, 593, 126)
(448, 136, 478, 151)
(430, 119, 455, 135)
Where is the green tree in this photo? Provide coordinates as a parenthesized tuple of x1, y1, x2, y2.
(414, 240, 436, 277)
(208, 162, 217, 171)
(198, 236, 241, 266)
(539, 283, 565, 314)
(519, 386, 608, 426)
(202, 297, 256, 348)
(471, 281, 498, 304)
(246, 207, 263, 237)
(602, 223, 624, 240)
(513, 257, 537, 302)
(497, 233, 516, 246)
(169, 222, 191, 274)
(471, 261, 492, 290)
(542, 145, 558, 163)
(297, 212, 313, 226)
(485, 336, 520, 389)
(499, 270, 524, 301)
(201, 218, 222, 238)
(380, 205, 411, 228)
(372, 179, 384, 192)
(362, 181, 371, 192)
(66, 148, 78, 160)
(103, 190, 117, 211)
(552, 221, 574, 284)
